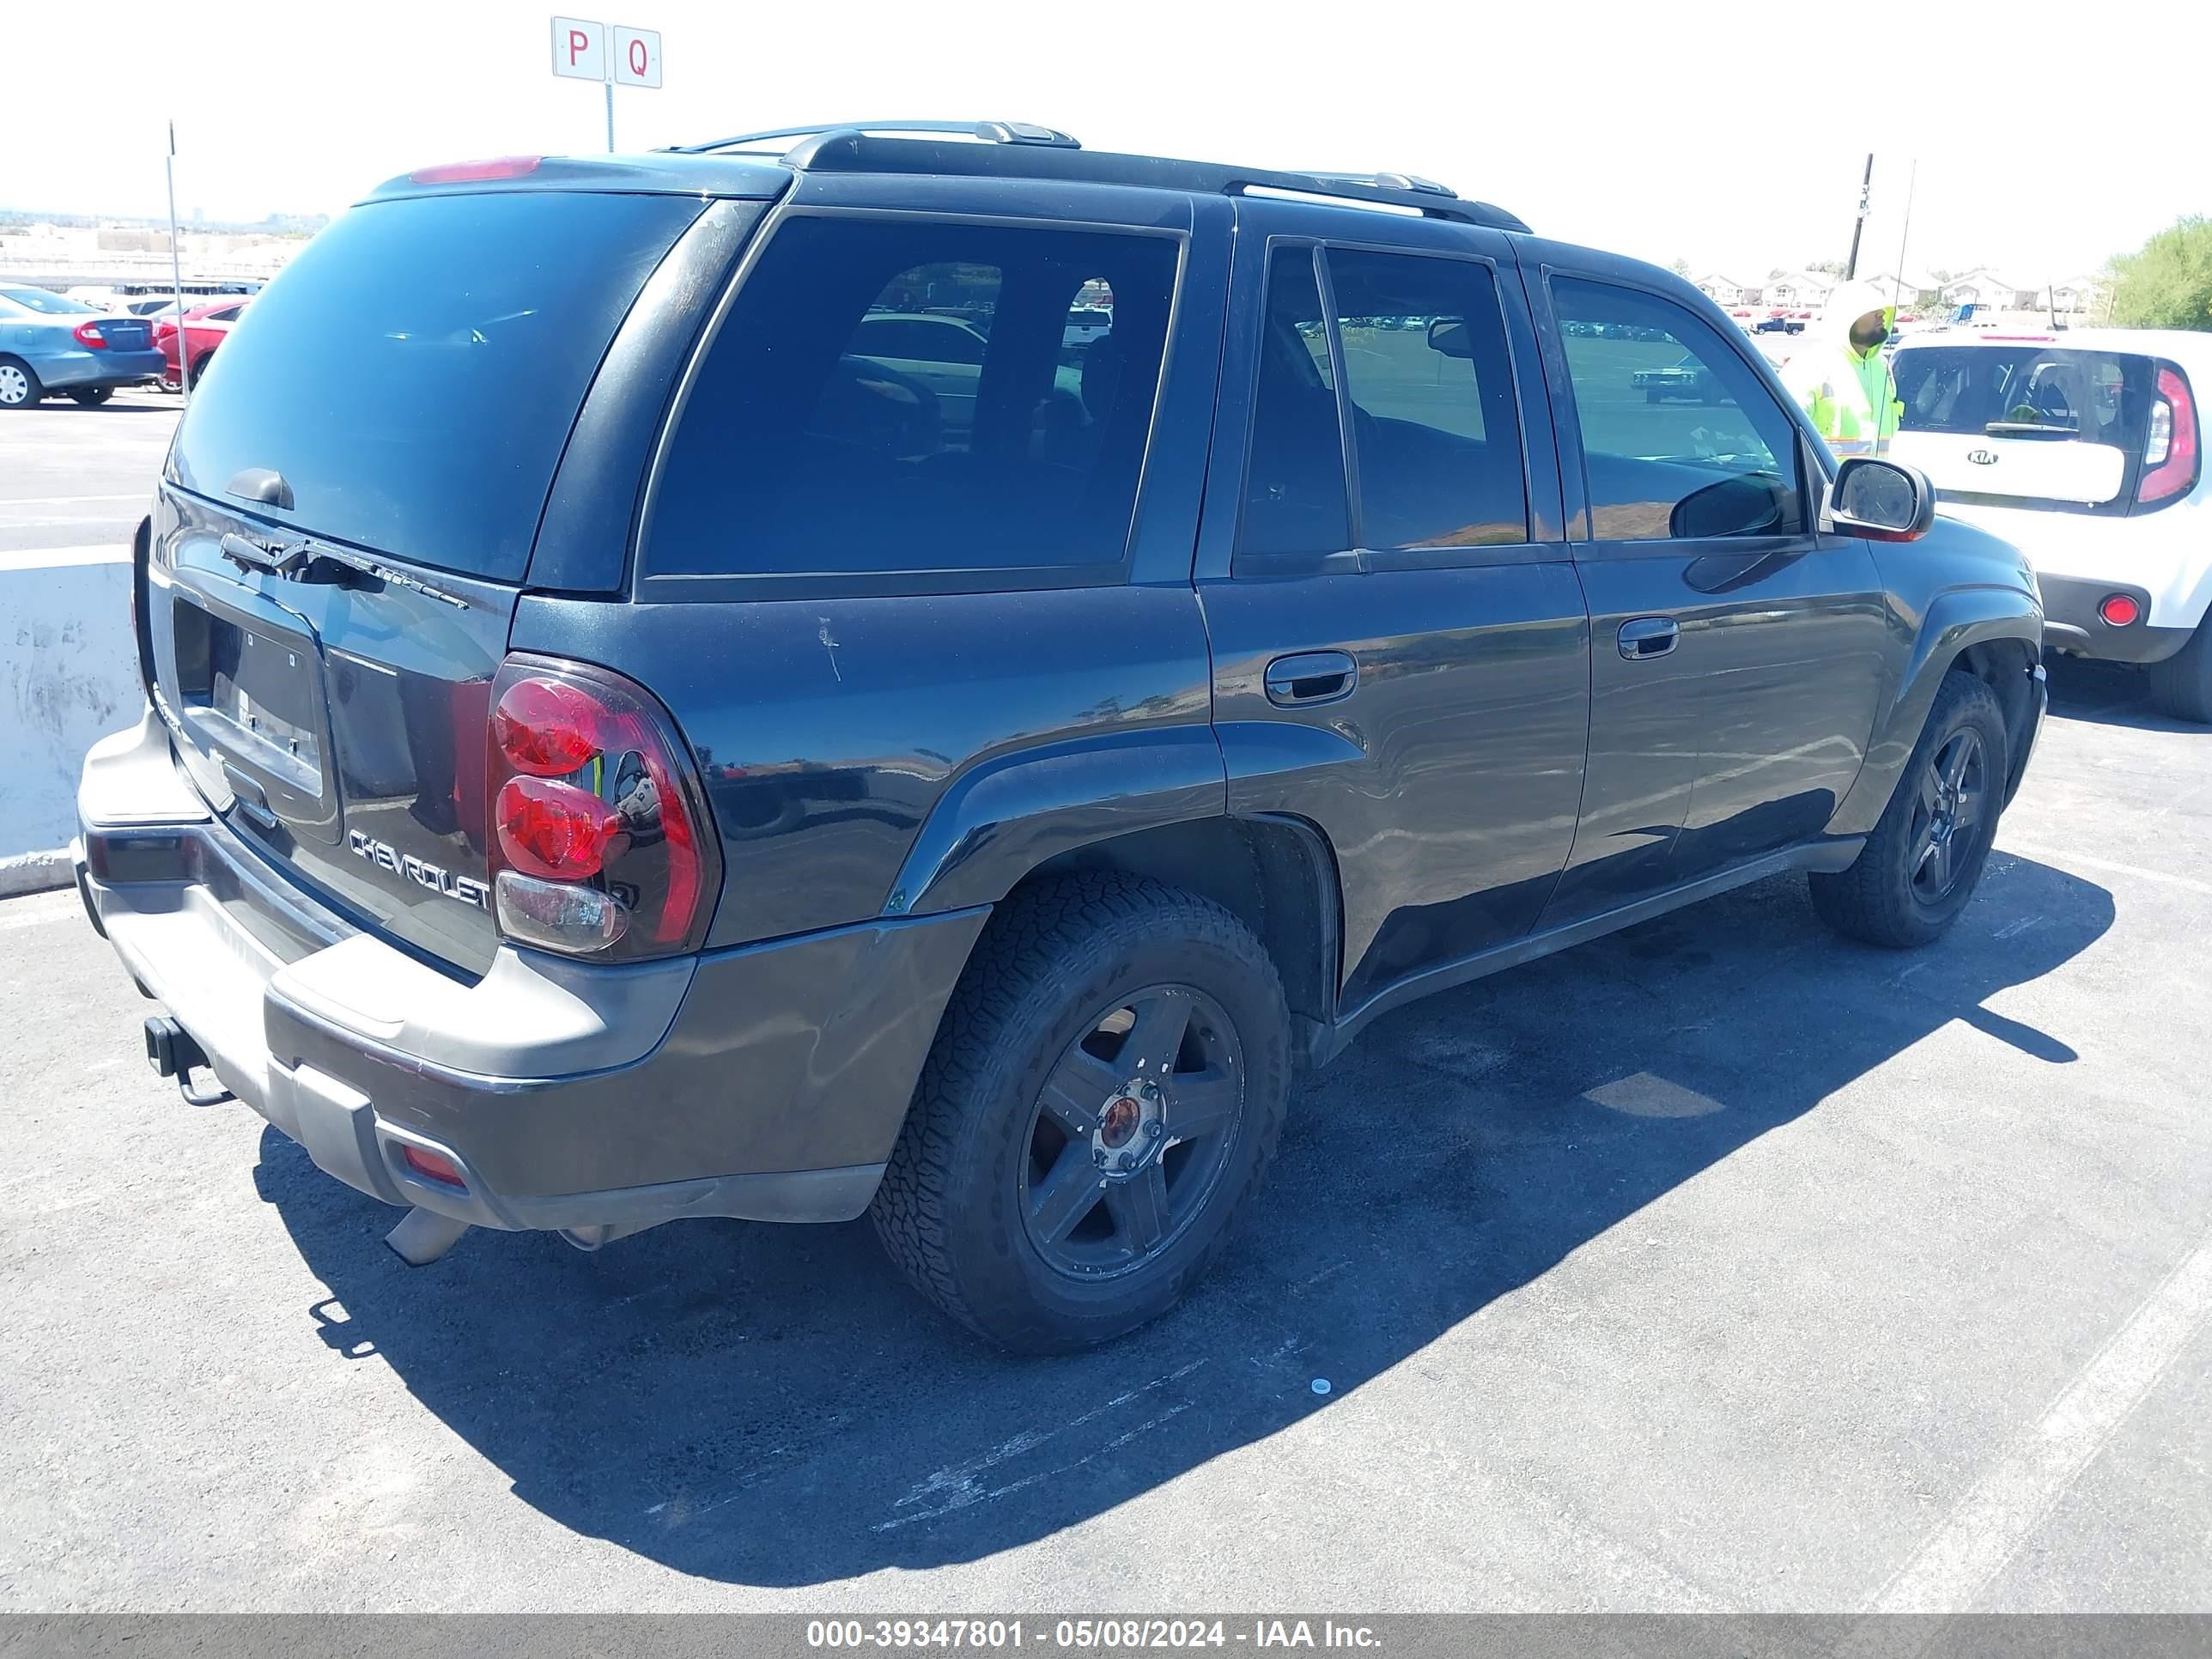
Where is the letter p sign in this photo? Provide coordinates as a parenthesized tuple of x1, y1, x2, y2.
(550, 16, 607, 80)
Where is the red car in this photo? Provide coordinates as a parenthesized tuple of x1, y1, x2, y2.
(154, 298, 251, 392)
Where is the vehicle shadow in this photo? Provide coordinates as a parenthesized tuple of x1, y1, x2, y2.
(2043, 653, 2204, 735)
(257, 854, 2112, 1587)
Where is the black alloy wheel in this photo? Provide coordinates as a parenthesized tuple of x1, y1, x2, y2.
(1019, 985, 1245, 1280)
(1907, 727, 1989, 903)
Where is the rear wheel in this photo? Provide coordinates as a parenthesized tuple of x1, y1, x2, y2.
(0, 357, 40, 409)
(1811, 670, 2008, 948)
(872, 872, 1290, 1353)
(2147, 616, 2212, 724)
(68, 386, 113, 407)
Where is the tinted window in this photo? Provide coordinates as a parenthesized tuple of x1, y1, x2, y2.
(1239, 246, 1350, 559)
(1894, 345, 2148, 447)
(1553, 278, 1802, 541)
(1327, 249, 1526, 548)
(650, 216, 1177, 579)
(168, 191, 700, 580)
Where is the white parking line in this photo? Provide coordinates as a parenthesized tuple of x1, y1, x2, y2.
(0, 494, 145, 506)
(1997, 841, 2212, 900)
(0, 545, 127, 571)
(1861, 1224, 2212, 1616)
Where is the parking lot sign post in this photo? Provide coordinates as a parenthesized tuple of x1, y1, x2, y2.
(550, 16, 661, 152)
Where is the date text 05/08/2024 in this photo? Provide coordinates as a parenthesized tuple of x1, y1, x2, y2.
(805, 1620, 1383, 1650)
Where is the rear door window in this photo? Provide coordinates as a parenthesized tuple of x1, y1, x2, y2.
(1892, 345, 2150, 508)
(1237, 246, 1351, 561)
(647, 216, 1179, 582)
(167, 191, 701, 580)
(1324, 249, 1527, 549)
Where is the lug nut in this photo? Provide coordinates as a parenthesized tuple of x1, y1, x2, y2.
(1146, 1120, 1165, 1139)
(1092, 1147, 1108, 1167)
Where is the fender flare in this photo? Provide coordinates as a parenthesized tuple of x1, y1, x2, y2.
(883, 726, 1228, 917)
(1827, 585, 2041, 839)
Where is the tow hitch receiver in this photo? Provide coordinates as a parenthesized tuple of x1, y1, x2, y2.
(143, 1016, 204, 1079)
(143, 1016, 231, 1106)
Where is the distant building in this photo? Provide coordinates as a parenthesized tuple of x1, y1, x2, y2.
(1762, 270, 1834, 310)
(1694, 273, 1760, 307)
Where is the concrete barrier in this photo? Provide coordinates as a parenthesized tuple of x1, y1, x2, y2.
(1, 549, 143, 896)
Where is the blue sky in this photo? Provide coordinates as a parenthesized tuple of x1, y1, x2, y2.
(4, 0, 2197, 284)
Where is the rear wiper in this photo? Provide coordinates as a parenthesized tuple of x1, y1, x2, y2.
(1984, 421, 2077, 440)
(216, 531, 470, 610)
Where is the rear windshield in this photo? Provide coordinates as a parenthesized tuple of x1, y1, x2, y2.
(168, 190, 702, 580)
(1894, 344, 2152, 448)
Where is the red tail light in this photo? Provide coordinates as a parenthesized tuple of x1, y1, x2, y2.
(484, 657, 720, 958)
(495, 776, 621, 879)
(72, 320, 109, 349)
(2139, 365, 2199, 509)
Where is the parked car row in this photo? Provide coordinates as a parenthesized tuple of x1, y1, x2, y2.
(0, 284, 253, 406)
(0, 286, 167, 407)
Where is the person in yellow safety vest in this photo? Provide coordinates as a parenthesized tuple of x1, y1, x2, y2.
(1782, 277, 1905, 458)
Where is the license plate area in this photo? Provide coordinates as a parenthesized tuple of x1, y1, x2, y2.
(171, 592, 341, 841)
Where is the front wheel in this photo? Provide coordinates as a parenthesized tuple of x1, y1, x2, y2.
(872, 872, 1291, 1353)
(1810, 669, 2008, 948)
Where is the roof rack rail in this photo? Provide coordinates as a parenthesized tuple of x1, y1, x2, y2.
(674, 119, 1080, 155)
(1305, 171, 1457, 198)
(659, 124, 1528, 233)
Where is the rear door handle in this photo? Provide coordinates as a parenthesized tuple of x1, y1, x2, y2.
(1264, 650, 1358, 707)
(1617, 617, 1680, 660)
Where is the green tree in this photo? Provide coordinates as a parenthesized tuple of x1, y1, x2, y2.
(1805, 258, 1844, 276)
(2106, 216, 2212, 331)
(1669, 257, 1692, 276)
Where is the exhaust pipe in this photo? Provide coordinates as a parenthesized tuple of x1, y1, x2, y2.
(385, 1207, 471, 1266)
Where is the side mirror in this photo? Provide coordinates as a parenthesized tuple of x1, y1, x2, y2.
(1426, 317, 1473, 360)
(1825, 457, 1936, 542)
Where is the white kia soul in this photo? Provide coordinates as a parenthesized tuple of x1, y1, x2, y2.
(1889, 330, 2209, 720)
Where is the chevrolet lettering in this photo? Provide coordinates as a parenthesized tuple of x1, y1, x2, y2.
(348, 830, 490, 910)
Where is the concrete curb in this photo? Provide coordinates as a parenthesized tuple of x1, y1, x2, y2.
(0, 848, 74, 899)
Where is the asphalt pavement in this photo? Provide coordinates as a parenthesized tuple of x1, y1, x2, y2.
(1, 653, 2207, 1613)
(0, 388, 177, 561)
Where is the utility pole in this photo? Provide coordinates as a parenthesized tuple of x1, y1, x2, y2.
(1890, 158, 1918, 311)
(166, 120, 191, 402)
(1844, 152, 1875, 280)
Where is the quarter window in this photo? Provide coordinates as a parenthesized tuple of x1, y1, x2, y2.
(1553, 278, 1802, 542)
(649, 216, 1178, 580)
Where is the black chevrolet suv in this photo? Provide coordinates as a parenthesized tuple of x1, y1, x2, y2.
(75, 122, 2046, 1352)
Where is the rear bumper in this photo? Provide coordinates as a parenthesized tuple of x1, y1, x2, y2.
(76, 712, 987, 1236)
(36, 347, 167, 391)
(2036, 574, 2193, 665)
